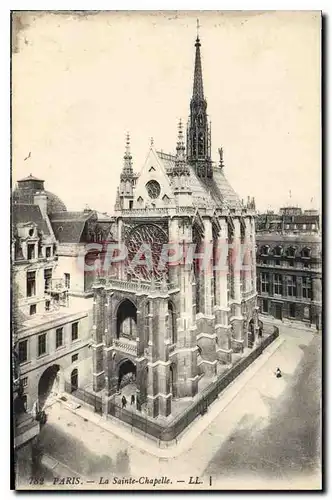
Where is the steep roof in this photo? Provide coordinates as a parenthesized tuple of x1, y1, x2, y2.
(156, 152, 242, 210)
(49, 211, 93, 243)
(12, 204, 50, 236)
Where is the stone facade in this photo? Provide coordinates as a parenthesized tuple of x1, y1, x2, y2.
(91, 33, 259, 419)
(12, 192, 93, 414)
(256, 207, 322, 329)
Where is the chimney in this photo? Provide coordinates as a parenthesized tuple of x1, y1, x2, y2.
(34, 191, 48, 217)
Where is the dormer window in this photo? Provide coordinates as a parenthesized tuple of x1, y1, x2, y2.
(274, 246, 282, 257)
(286, 247, 296, 258)
(137, 196, 143, 206)
(28, 228, 34, 237)
(261, 245, 270, 256)
(302, 247, 311, 259)
(46, 246, 51, 258)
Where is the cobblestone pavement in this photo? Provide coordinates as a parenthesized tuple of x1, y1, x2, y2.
(18, 325, 321, 490)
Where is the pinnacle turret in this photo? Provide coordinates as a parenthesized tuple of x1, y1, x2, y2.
(174, 119, 189, 176)
(121, 132, 133, 178)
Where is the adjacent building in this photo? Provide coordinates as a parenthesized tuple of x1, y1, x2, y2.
(256, 207, 322, 329)
(12, 176, 95, 413)
(49, 208, 115, 299)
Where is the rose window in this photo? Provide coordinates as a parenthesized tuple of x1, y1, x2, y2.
(126, 223, 168, 281)
(146, 180, 161, 199)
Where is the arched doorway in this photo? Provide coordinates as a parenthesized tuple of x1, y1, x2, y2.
(38, 364, 60, 409)
(71, 368, 78, 393)
(117, 359, 136, 391)
(116, 299, 137, 339)
(168, 301, 177, 344)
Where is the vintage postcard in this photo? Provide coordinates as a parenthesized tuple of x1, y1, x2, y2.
(11, 10, 322, 491)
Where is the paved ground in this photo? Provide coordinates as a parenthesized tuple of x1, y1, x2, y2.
(204, 328, 321, 488)
(17, 324, 321, 490)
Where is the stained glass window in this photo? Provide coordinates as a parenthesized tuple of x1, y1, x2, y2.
(146, 180, 161, 199)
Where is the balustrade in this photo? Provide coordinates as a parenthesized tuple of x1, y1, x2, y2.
(113, 337, 137, 354)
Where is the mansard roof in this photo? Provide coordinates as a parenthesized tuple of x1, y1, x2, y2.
(49, 210, 94, 243)
(12, 203, 51, 236)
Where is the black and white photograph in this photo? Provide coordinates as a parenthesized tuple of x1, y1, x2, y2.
(11, 10, 322, 491)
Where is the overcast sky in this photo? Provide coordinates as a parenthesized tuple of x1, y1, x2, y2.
(12, 11, 321, 214)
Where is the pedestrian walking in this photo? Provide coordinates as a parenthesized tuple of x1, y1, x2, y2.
(121, 395, 127, 408)
(131, 394, 135, 405)
(275, 367, 282, 378)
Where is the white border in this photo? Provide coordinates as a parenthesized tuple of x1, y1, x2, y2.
(1, 2, 328, 498)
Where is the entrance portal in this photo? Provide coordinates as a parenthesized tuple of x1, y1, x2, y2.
(117, 359, 136, 391)
(38, 364, 60, 409)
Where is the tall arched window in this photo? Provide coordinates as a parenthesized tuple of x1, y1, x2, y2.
(168, 301, 176, 344)
(228, 223, 235, 299)
(116, 299, 137, 339)
(193, 225, 202, 313)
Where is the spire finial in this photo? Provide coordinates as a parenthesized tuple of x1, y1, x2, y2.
(178, 118, 183, 139)
(193, 22, 203, 97)
(150, 137, 154, 147)
(125, 131, 130, 154)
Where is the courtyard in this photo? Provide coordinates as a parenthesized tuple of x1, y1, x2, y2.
(17, 323, 321, 490)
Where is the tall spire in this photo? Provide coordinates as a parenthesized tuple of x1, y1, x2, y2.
(193, 19, 204, 100)
(187, 22, 212, 178)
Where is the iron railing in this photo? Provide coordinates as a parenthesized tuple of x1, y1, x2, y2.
(64, 328, 279, 442)
(108, 327, 279, 442)
(64, 381, 102, 415)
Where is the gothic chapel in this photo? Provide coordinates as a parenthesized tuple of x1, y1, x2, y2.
(91, 31, 258, 418)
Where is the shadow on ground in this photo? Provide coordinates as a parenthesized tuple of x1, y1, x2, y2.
(204, 335, 321, 480)
(36, 423, 130, 477)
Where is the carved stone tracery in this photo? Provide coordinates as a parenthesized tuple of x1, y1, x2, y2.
(125, 223, 168, 281)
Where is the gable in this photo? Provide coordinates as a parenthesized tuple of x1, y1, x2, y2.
(133, 147, 175, 209)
